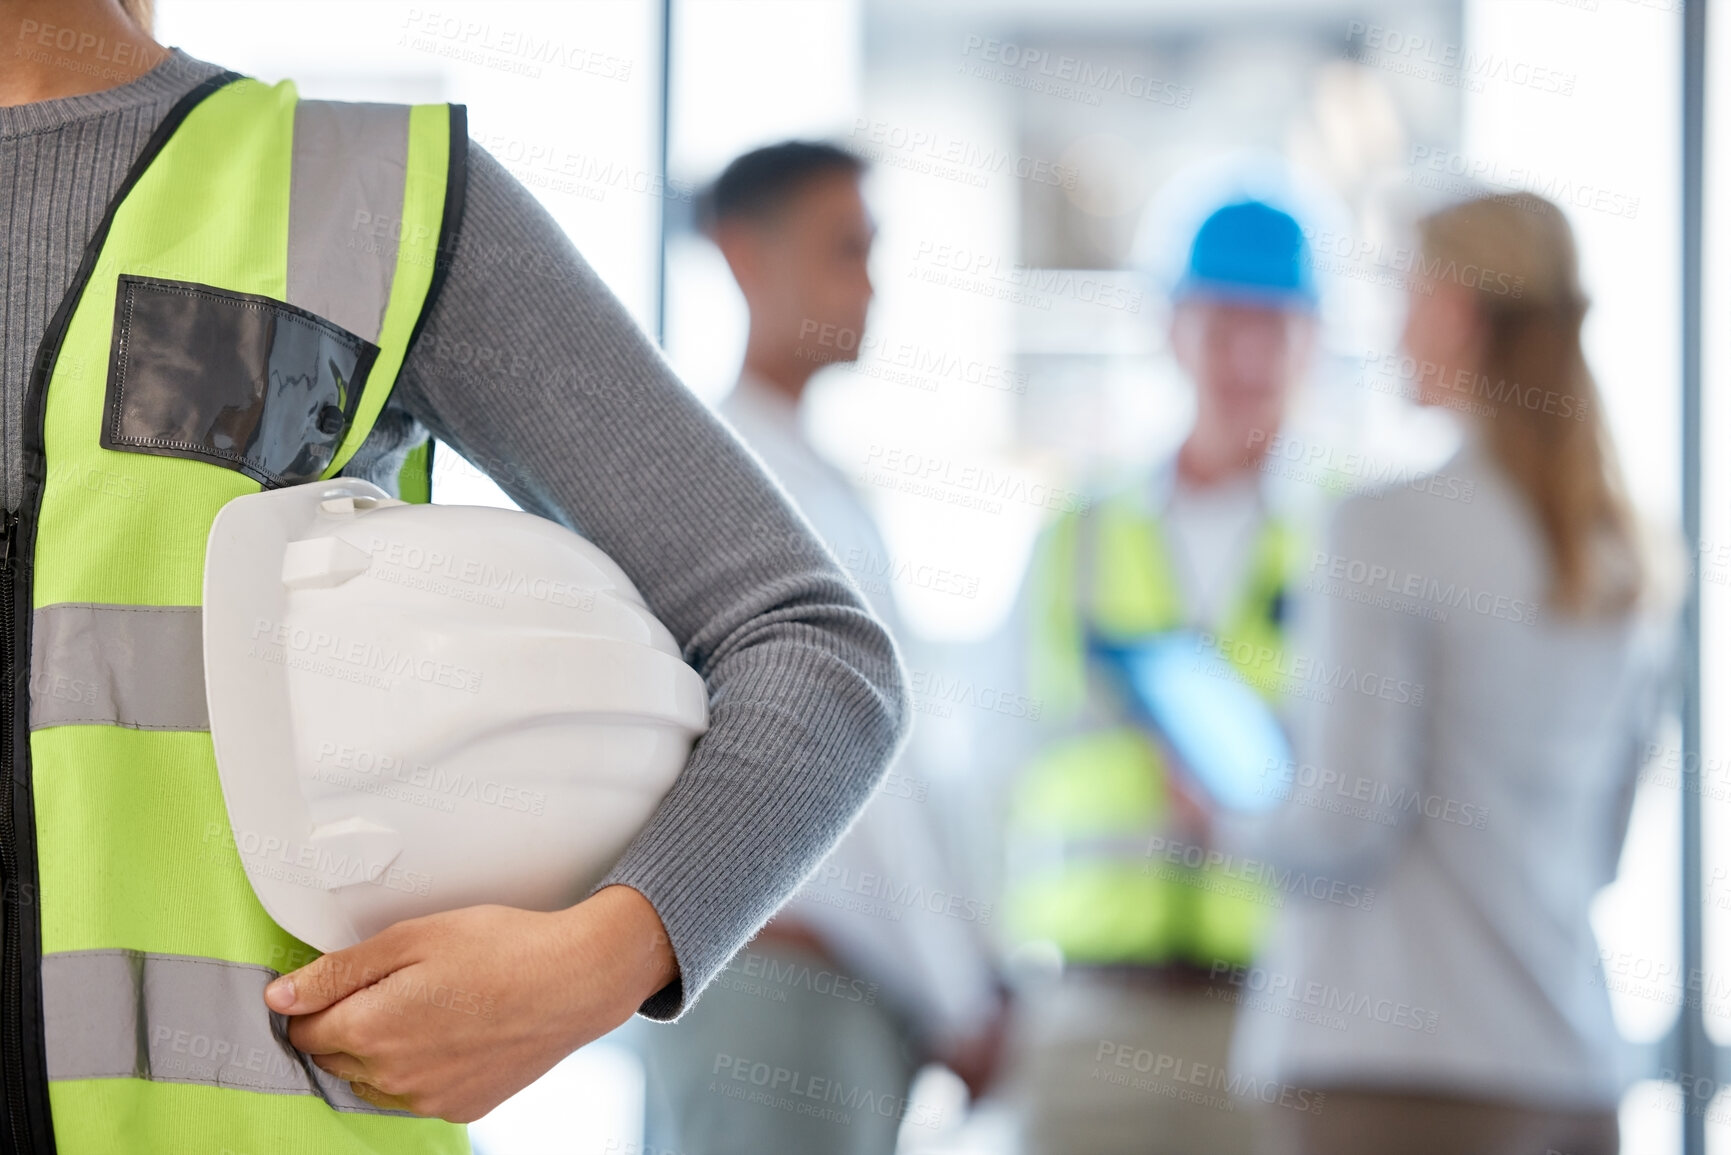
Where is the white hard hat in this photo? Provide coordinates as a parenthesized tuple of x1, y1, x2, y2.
(202, 479, 708, 952)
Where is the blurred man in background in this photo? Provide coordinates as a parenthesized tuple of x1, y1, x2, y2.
(637, 141, 1006, 1155)
(1002, 200, 1319, 1155)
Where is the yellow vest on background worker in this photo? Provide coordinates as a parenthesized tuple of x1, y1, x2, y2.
(1007, 485, 1299, 969)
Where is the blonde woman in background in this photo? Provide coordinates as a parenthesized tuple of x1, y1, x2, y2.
(1226, 192, 1674, 1155)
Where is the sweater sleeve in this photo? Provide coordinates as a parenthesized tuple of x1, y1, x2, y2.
(390, 143, 910, 1019)
(1220, 496, 1430, 883)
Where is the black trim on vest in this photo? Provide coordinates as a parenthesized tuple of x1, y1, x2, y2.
(404, 104, 468, 360)
(6, 70, 245, 1155)
(384, 104, 465, 505)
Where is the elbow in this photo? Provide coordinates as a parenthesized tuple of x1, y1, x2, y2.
(694, 560, 912, 797)
(816, 573, 912, 797)
(857, 606, 913, 781)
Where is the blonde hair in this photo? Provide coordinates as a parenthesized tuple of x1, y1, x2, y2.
(1416, 193, 1641, 617)
(119, 0, 154, 35)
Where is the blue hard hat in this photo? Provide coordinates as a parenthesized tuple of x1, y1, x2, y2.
(1174, 200, 1317, 309)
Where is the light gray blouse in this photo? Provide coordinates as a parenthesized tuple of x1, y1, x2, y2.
(1226, 430, 1673, 1109)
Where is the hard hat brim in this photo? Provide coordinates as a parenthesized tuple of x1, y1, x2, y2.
(203, 479, 394, 951)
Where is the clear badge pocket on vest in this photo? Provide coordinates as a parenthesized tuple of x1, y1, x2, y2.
(102, 275, 379, 488)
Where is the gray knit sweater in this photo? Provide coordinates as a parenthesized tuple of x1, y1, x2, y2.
(0, 49, 907, 1019)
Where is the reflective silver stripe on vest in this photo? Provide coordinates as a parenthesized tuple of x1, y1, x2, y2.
(287, 101, 411, 344)
(42, 949, 401, 1114)
(30, 603, 207, 732)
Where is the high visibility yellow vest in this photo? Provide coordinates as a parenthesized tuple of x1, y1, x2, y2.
(6, 73, 465, 1152)
(1007, 487, 1297, 969)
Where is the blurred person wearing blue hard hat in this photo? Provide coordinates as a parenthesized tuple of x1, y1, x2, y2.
(999, 198, 1320, 1155)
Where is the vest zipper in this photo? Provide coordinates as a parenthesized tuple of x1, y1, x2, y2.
(0, 511, 28, 1154)
(0, 72, 246, 1154)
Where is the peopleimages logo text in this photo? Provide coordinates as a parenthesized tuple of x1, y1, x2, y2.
(862, 445, 1090, 514)
(249, 619, 483, 694)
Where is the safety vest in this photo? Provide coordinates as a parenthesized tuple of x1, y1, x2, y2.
(4, 73, 466, 1153)
(1007, 486, 1297, 969)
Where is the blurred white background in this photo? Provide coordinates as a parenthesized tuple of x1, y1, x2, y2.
(153, 1, 1710, 1151)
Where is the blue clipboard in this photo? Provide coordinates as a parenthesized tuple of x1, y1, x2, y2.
(1090, 630, 1290, 814)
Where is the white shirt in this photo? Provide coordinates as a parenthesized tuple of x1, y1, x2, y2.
(1224, 432, 1671, 1108)
(1157, 467, 1269, 631)
(720, 374, 999, 1049)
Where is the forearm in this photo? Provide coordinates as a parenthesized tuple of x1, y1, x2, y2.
(599, 641, 905, 1015)
(394, 143, 908, 1017)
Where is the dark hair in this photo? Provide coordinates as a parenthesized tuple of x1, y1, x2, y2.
(696, 141, 865, 235)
